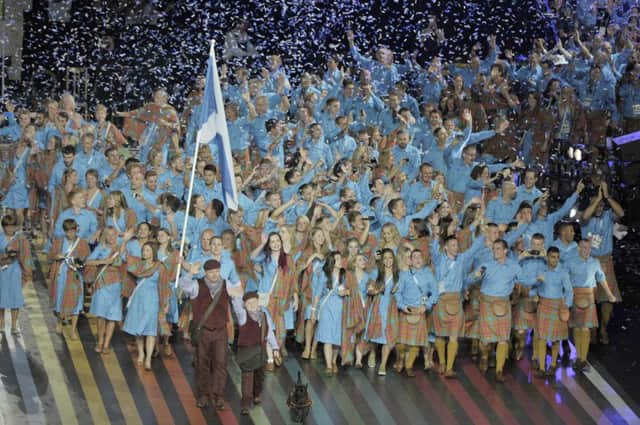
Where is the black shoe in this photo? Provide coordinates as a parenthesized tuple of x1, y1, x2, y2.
(240, 408, 249, 415)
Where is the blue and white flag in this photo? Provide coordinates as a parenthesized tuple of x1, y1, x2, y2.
(197, 41, 239, 210)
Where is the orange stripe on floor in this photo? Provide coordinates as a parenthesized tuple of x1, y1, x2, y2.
(126, 343, 175, 425)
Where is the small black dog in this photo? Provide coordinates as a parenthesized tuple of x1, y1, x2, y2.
(287, 371, 312, 423)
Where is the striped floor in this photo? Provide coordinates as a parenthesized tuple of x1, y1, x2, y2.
(1, 272, 639, 424)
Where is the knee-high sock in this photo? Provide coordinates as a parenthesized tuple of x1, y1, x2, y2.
(446, 340, 458, 372)
(573, 329, 583, 361)
(582, 329, 591, 360)
(550, 342, 560, 368)
(496, 342, 508, 373)
(405, 347, 420, 370)
(600, 303, 613, 335)
(395, 343, 406, 367)
(535, 339, 546, 370)
(435, 338, 446, 367)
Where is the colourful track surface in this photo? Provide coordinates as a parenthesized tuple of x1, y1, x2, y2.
(1, 260, 638, 425)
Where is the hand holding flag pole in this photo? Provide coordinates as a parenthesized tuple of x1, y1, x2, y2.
(175, 40, 239, 287)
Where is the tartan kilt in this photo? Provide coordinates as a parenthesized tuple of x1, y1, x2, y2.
(478, 294, 511, 344)
(512, 298, 536, 331)
(464, 285, 481, 338)
(535, 297, 568, 342)
(570, 288, 598, 329)
(432, 293, 464, 338)
(397, 313, 428, 346)
(595, 256, 621, 303)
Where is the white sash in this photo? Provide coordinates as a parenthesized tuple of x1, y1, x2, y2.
(126, 276, 148, 308)
(15, 147, 29, 170)
(317, 276, 340, 322)
(87, 190, 100, 208)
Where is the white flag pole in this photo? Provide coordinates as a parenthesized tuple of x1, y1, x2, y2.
(174, 40, 216, 288)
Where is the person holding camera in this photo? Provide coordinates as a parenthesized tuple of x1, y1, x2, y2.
(580, 181, 624, 345)
(48, 218, 90, 340)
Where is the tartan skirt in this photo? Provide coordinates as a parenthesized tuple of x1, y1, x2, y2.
(397, 312, 429, 346)
(478, 294, 511, 344)
(463, 285, 481, 338)
(595, 256, 621, 303)
(570, 287, 598, 329)
(535, 297, 568, 342)
(432, 293, 464, 338)
(512, 297, 537, 331)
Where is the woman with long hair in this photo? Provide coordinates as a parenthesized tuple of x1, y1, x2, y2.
(352, 253, 372, 368)
(250, 232, 298, 369)
(103, 191, 136, 237)
(156, 228, 180, 357)
(295, 227, 330, 358)
(364, 248, 400, 375)
(122, 238, 171, 370)
(85, 226, 129, 354)
(313, 251, 365, 375)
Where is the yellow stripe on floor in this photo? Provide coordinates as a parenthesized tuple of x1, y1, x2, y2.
(23, 282, 79, 425)
(63, 325, 111, 425)
(87, 318, 144, 425)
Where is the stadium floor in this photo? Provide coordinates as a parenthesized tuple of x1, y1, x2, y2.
(0, 253, 638, 425)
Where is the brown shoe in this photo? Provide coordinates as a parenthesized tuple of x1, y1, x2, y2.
(253, 397, 261, 405)
(196, 397, 208, 408)
(495, 371, 505, 383)
(406, 368, 415, 378)
(265, 362, 275, 372)
(534, 369, 547, 379)
(215, 399, 225, 411)
(444, 370, 458, 379)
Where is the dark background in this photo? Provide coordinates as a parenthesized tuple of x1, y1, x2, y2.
(19, 0, 551, 111)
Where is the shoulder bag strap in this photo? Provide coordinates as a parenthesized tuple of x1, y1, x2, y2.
(196, 281, 225, 329)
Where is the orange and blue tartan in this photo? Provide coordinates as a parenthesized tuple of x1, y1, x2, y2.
(478, 295, 512, 344)
(535, 297, 568, 342)
(340, 272, 366, 364)
(48, 238, 90, 318)
(397, 313, 429, 347)
(596, 255, 620, 303)
(265, 255, 297, 343)
(294, 248, 316, 343)
(432, 294, 464, 338)
(570, 288, 598, 329)
(366, 288, 399, 346)
(8, 234, 33, 284)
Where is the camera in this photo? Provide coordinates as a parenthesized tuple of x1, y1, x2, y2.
(529, 250, 540, 256)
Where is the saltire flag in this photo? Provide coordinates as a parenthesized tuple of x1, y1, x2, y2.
(197, 41, 239, 210)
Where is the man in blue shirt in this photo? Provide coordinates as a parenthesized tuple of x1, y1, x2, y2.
(580, 181, 625, 344)
(566, 239, 616, 371)
(470, 239, 530, 382)
(531, 247, 573, 378)
(395, 250, 437, 377)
